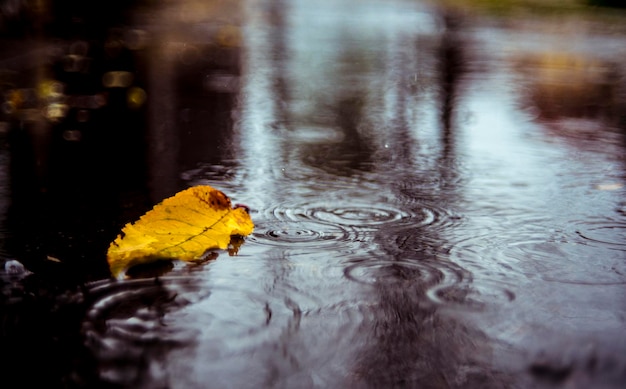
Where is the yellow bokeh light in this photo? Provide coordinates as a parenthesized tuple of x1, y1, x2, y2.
(103, 71, 134, 88)
(127, 87, 147, 109)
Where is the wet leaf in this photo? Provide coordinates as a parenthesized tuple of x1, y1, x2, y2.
(107, 185, 254, 279)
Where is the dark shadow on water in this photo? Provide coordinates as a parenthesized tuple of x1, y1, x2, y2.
(350, 8, 514, 388)
(438, 8, 465, 140)
(0, 274, 92, 389)
(353, 283, 511, 388)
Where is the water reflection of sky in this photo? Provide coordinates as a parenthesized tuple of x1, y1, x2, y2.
(203, 1, 625, 387)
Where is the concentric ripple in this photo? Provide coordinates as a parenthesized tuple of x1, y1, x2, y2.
(82, 277, 206, 388)
(575, 222, 626, 251)
(250, 200, 430, 251)
(249, 204, 359, 249)
(80, 274, 312, 387)
(449, 233, 626, 287)
(309, 205, 421, 227)
(250, 220, 353, 249)
(304, 199, 452, 231)
(343, 257, 472, 308)
(344, 260, 440, 285)
(455, 279, 517, 309)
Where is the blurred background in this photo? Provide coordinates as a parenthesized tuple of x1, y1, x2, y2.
(0, 0, 246, 276)
(1, 0, 624, 275)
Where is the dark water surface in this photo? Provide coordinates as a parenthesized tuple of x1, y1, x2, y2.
(1, 0, 626, 388)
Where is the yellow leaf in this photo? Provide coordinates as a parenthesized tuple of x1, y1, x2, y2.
(107, 185, 254, 279)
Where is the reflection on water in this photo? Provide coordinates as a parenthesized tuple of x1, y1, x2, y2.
(1, 0, 626, 388)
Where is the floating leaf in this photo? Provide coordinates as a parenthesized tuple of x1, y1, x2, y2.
(107, 185, 254, 279)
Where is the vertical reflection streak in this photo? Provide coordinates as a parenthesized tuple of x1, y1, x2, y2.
(239, 1, 286, 209)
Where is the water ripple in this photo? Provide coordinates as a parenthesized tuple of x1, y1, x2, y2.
(250, 220, 353, 249)
(456, 280, 517, 308)
(343, 257, 473, 308)
(574, 221, 626, 251)
(450, 234, 626, 287)
(305, 200, 451, 231)
(250, 200, 430, 252)
(308, 205, 417, 227)
(249, 204, 359, 250)
(81, 274, 313, 387)
(344, 259, 440, 285)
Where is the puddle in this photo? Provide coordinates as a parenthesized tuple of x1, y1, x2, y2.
(1, 0, 625, 388)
